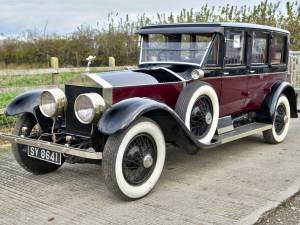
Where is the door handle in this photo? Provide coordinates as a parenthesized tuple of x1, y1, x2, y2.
(249, 70, 255, 74)
(222, 72, 230, 76)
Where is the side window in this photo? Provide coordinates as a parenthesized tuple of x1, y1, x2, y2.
(271, 34, 286, 65)
(225, 30, 245, 65)
(206, 35, 220, 66)
(181, 34, 192, 60)
(251, 32, 268, 64)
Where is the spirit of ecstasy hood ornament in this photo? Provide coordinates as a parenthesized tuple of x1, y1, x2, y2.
(86, 56, 96, 73)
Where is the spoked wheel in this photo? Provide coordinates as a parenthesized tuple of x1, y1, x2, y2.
(190, 95, 213, 139)
(175, 82, 219, 144)
(122, 134, 157, 186)
(102, 117, 165, 200)
(12, 113, 63, 174)
(263, 95, 291, 144)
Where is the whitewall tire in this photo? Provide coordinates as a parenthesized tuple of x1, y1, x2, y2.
(263, 95, 291, 144)
(102, 117, 166, 200)
(175, 82, 219, 144)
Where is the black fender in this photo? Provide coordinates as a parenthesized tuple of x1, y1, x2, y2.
(257, 81, 298, 123)
(5, 89, 53, 131)
(5, 89, 45, 116)
(98, 97, 220, 154)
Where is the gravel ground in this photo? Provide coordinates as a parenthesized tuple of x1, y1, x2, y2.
(0, 106, 300, 224)
(257, 191, 300, 225)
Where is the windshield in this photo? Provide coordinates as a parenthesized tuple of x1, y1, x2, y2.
(140, 34, 213, 66)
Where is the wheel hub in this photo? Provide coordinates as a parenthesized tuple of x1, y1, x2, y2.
(122, 134, 157, 186)
(274, 103, 287, 135)
(205, 112, 212, 125)
(190, 95, 213, 138)
(284, 115, 289, 124)
(143, 154, 153, 168)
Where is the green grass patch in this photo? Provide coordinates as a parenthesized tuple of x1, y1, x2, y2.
(0, 92, 18, 109)
(0, 72, 81, 87)
(0, 92, 18, 131)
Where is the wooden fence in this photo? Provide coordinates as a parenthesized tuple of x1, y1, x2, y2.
(0, 66, 131, 77)
(290, 51, 300, 90)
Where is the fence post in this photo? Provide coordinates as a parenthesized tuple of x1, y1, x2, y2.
(109, 57, 115, 68)
(50, 57, 60, 86)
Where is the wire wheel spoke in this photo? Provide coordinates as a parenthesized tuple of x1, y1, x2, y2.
(190, 95, 213, 138)
(274, 104, 287, 135)
(122, 133, 157, 185)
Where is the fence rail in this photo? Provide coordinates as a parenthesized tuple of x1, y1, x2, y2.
(0, 54, 299, 133)
(0, 66, 131, 77)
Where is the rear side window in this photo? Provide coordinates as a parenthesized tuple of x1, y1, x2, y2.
(225, 30, 245, 65)
(271, 35, 286, 65)
(251, 32, 268, 64)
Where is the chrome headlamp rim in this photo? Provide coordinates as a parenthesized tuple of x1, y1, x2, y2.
(39, 88, 67, 118)
(74, 93, 106, 124)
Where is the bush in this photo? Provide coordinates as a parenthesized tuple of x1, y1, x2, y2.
(0, 0, 299, 69)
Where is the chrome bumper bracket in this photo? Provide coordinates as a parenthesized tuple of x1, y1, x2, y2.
(0, 133, 102, 160)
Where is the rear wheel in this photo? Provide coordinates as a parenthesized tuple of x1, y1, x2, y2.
(12, 113, 63, 174)
(102, 117, 166, 200)
(263, 95, 291, 144)
(175, 82, 219, 144)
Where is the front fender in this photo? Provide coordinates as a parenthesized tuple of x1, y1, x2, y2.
(98, 97, 220, 154)
(5, 89, 45, 116)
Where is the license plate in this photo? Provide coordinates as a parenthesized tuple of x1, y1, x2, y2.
(27, 146, 62, 165)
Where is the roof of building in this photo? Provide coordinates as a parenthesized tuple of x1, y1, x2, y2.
(138, 22, 289, 35)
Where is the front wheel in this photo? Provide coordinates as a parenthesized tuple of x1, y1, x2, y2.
(102, 117, 166, 200)
(263, 95, 291, 144)
(12, 113, 63, 174)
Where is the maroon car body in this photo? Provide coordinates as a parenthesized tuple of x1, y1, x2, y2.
(3, 23, 298, 200)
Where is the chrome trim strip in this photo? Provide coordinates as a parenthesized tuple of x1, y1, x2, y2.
(139, 61, 201, 67)
(103, 87, 113, 106)
(156, 67, 186, 81)
(203, 71, 287, 80)
(86, 73, 112, 88)
(86, 73, 113, 105)
(0, 133, 102, 160)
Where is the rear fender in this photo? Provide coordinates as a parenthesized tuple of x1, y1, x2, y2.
(257, 81, 298, 123)
(98, 97, 220, 154)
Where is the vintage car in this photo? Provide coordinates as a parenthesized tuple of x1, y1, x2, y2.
(1, 23, 298, 200)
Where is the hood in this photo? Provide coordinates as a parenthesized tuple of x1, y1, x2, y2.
(68, 70, 158, 88)
(67, 68, 183, 88)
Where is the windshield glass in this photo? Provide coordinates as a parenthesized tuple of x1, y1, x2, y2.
(140, 34, 213, 66)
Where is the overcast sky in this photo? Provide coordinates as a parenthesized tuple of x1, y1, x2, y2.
(0, 0, 285, 36)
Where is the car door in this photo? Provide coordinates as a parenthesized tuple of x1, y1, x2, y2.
(219, 29, 249, 117)
(245, 31, 270, 111)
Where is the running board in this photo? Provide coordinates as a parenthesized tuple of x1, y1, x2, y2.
(218, 123, 272, 144)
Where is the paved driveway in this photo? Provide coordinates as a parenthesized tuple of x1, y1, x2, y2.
(0, 120, 300, 225)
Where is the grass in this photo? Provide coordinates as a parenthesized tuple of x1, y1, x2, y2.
(0, 92, 18, 109)
(0, 92, 19, 132)
(0, 72, 82, 132)
(0, 73, 80, 131)
(0, 68, 126, 131)
(0, 72, 81, 87)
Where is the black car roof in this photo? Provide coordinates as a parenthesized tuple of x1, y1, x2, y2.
(138, 22, 289, 35)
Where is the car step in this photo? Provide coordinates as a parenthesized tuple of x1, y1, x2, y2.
(218, 122, 272, 144)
